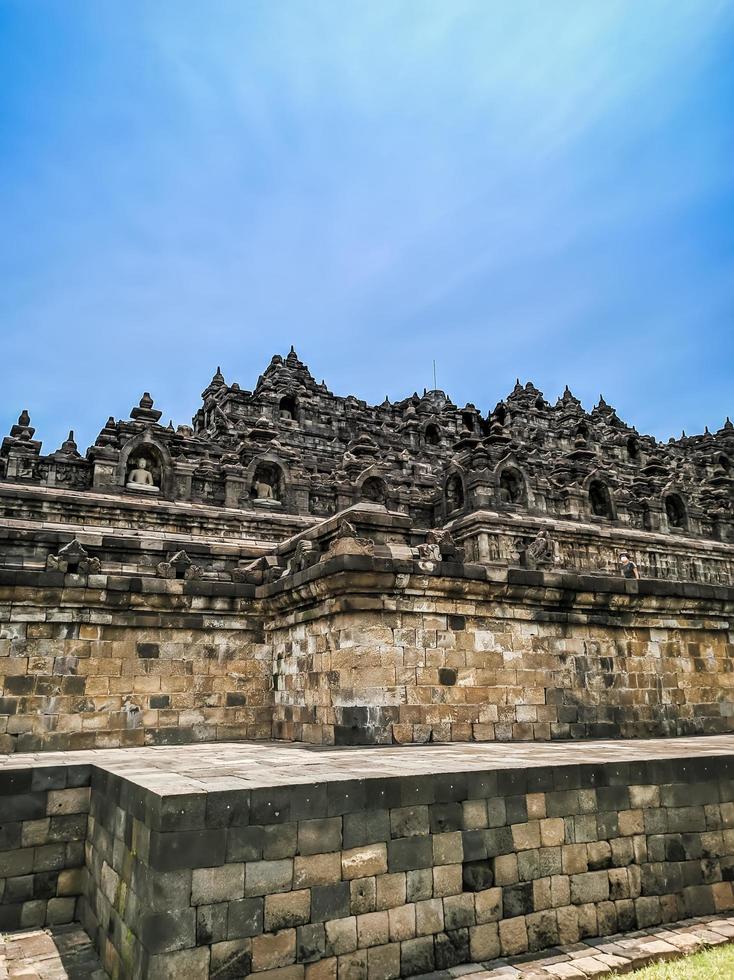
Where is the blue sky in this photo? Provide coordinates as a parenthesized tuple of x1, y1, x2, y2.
(1, 1, 732, 452)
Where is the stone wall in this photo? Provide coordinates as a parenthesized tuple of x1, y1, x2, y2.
(0, 570, 270, 753)
(6, 744, 734, 977)
(2, 557, 734, 753)
(269, 558, 734, 746)
(0, 761, 90, 931)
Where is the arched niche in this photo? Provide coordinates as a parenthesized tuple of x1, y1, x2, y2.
(424, 423, 441, 446)
(664, 493, 688, 530)
(251, 461, 285, 503)
(360, 475, 387, 504)
(445, 473, 465, 513)
(278, 394, 298, 422)
(461, 412, 475, 432)
(627, 436, 640, 461)
(118, 436, 172, 497)
(498, 467, 527, 506)
(588, 479, 614, 519)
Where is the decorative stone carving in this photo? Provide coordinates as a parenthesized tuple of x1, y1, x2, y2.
(156, 550, 202, 580)
(287, 540, 321, 575)
(521, 529, 554, 569)
(46, 539, 101, 574)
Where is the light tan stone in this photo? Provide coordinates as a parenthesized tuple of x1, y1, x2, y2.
(341, 844, 388, 880)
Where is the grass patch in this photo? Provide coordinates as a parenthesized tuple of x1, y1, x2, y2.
(619, 942, 734, 978)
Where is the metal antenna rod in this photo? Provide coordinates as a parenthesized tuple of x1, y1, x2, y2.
(433, 359, 437, 391)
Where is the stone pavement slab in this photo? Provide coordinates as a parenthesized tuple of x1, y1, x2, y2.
(4, 734, 734, 796)
(0, 924, 105, 980)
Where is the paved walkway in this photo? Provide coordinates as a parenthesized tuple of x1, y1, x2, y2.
(414, 913, 734, 978)
(0, 924, 105, 980)
(3, 734, 734, 795)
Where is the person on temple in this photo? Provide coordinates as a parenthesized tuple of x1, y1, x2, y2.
(619, 552, 639, 579)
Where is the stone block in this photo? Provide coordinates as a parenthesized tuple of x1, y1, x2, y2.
(312, 882, 351, 923)
(149, 829, 226, 871)
(461, 800, 487, 830)
(297, 923, 326, 963)
(375, 873, 406, 910)
(399, 936, 434, 977)
(469, 921, 499, 961)
(357, 910, 389, 948)
(386, 837, 432, 873)
(325, 916, 357, 956)
(350, 877, 376, 914)
(415, 898, 443, 936)
(228, 897, 264, 939)
(197, 903, 228, 945)
(265, 890, 312, 931)
(140, 908, 197, 954)
(337, 950, 367, 980)
(443, 893, 475, 930)
(432, 831, 463, 866)
(298, 818, 342, 856)
(245, 860, 293, 897)
(540, 817, 565, 847)
(562, 844, 588, 875)
(390, 806, 429, 838)
(46, 787, 90, 816)
(306, 959, 337, 980)
(499, 915, 528, 956)
(264, 823, 298, 860)
(388, 904, 415, 942)
(44, 896, 76, 925)
(146, 947, 211, 979)
(294, 852, 341, 888)
(570, 871, 609, 905)
(406, 869, 432, 903)
(210, 938, 253, 979)
(192, 863, 244, 905)
(57, 866, 85, 896)
(432, 863, 462, 898)
(526, 909, 559, 951)
(434, 928, 469, 970)
(342, 844, 388, 880)
(493, 853, 518, 885)
(343, 811, 389, 849)
(252, 929, 297, 971)
(367, 943, 400, 980)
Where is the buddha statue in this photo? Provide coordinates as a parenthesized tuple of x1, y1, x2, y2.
(126, 457, 159, 492)
(254, 477, 274, 500)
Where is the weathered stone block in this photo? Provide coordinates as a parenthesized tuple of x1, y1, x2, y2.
(245, 859, 293, 897)
(342, 844, 388, 880)
(294, 853, 341, 888)
(252, 929, 297, 972)
(325, 916, 357, 956)
(265, 890, 312, 931)
(192, 863, 244, 905)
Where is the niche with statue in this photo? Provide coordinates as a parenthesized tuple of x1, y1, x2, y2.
(125, 447, 162, 494)
(251, 462, 284, 508)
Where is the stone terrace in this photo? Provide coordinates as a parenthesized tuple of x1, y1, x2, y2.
(5, 737, 734, 977)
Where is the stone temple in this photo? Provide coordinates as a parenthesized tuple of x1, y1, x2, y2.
(1, 349, 733, 978)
